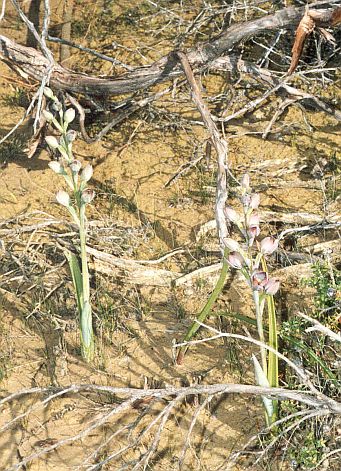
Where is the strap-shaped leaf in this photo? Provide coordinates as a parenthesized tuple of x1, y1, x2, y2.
(65, 250, 83, 313)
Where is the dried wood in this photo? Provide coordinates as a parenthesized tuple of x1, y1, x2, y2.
(86, 246, 182, 287)
(1, 5, 338, 97)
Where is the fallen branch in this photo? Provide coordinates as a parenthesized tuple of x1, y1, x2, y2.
(0, 4, 338, 97)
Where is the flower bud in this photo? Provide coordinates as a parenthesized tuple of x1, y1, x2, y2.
(250, 193, 260, 209)
(227, 252, 244, 269)
(241, 174, 250, 189)
(43, 87, 54, 99)
(81, 164, 93, 182)
(223, 238, 241, 252)
(264, 278, 280, 295)
(64, 108, 75, 124)
(81, 189, 95, 204)
(260, 237, 279, 255)
(56, 190, 70, 207)
(45, 135, 59, 149)
(48, 161, 64, 174)
(69, 160, 82, 173)
(224, 207, 239, 224)
(43, 110, 54, 122)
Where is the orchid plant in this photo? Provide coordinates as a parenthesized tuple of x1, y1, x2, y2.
(44, 87, 95, 362)
(224, 174, 280, 423)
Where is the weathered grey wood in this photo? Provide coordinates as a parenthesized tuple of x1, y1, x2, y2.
(1, 5, 337, 97)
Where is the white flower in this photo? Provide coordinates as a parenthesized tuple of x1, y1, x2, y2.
(241, 174, 250, 189)
(69, 160, 82, 173)
(81, 189, 95, 204)
(223, 238, 241, 252)
(42, 110, 54, 122)
(43, 87, 54, 99)
(48, 161, 63, 174)
(56, 190, 70, 207)
(81, 164, 93, 182)
(45, 135, 59, 149)
(224, 207, 239, 224)
(64, 108, 75, 124)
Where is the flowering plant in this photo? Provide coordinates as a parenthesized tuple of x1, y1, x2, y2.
(44, 87, 95, 362)
(224, 174, 280, 423)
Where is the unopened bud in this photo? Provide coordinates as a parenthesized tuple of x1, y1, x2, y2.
(43, 110, 54, 122)
(241, 174, 250, 189)
(223, 238, 241, 252)
(43, 87, 54, 99)
(224, 207, 239, 224)
(48, 161, 64, 174)
(56, 190, 70, 207)
(81, 164, 93, 182)
(81, 189, 95, 204)
(64, 108, 75, 124)
(249, 193, 260, 209)
(45, 135, 59, 149)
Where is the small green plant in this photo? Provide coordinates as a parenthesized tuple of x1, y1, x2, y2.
(44, 87, 95, 362)
(304, 261, 340, 329)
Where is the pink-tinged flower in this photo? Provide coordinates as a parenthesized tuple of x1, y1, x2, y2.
(249, 193, 260, 209)
(241, 174, 250, 189)
(227, 252, 244, 269)
(223, 238, 241, 252)
(81, 164, 93, 182)
(69, 160, 82, 173)
(56, 190, 70, 207)
(251, 270, 268, 291)
(260, 237, 279, 255)
(264, 278, 280, 295)
(248, 213, 260, 227)
(81, 189, 95, 204)
(224, 207, 239, 224)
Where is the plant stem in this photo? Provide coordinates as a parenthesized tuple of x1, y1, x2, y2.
(176, 251, 229, 364)
(79, 202, 94, 361)
(253, 289, 267, 377)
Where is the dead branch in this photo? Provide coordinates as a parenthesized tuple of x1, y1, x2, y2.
(1, 380, 340, 470)
(288, 6, 341, 74)
(0, 4, 338, 97)
(177, 51, 229, 250)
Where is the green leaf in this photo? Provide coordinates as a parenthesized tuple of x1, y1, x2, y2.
(66, 250, 83, 313)
(267, 294, 279, 388)
(252, 354, 274, 420)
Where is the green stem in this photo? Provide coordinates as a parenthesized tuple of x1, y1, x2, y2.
(79, 202, 94, 361)
(253, 290, 267, 377)
(176, 251, 229, 364)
